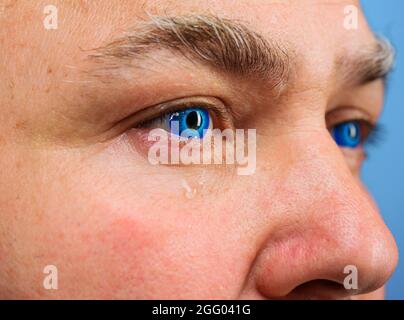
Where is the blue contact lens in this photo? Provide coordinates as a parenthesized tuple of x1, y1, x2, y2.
(168, 108, 210, 138)
(331, 121, 361, 148)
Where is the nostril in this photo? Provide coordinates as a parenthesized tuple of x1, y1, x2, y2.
(284, 280, 353, 300)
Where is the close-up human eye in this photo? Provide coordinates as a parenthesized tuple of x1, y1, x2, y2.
(130, 96, 235, 141)
(330, 119, 382, 149)
(137, 106, 213, 139)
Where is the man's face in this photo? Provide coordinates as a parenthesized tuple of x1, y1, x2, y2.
(0, 0, 398, 299)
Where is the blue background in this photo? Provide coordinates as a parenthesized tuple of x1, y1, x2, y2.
(361, 0, 404, 300)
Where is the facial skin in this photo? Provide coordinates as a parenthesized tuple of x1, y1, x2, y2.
(0, 0, 398, 299)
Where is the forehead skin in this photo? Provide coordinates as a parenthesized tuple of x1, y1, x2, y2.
(0, 0, 395, 300)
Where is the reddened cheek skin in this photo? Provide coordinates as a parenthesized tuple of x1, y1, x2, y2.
(74, 210, 172, 298)
(96, 219, 160, 285)
(95, 217, 163, 258)
(81, 194, 250, 299)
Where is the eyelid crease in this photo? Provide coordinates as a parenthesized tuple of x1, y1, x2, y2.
(325, 105, 376, 127)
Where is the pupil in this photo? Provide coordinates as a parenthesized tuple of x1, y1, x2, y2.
(186, 111, 202, 129)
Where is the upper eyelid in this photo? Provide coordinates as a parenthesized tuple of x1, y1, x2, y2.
(325, 105, 377, 128)
(329, 118, 375, 129)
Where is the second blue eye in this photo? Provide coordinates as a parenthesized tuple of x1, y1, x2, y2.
(168, 107, 211, 138)
(331, 120, 361, 148)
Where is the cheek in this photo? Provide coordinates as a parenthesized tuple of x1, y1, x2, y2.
(95, 217, 159, 257)
(79, 212, 172, 298)
(56, 197, 241, 299)
(5, 147, 249, 298)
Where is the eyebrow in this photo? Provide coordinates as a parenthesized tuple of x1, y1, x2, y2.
(86, 14, 291, 89)
(86, 14, 394, 92)
(336, 36, 395, 86)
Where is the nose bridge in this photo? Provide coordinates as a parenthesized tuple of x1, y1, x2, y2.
(273, 130, 367, 221)
(252, 131, 398, 298)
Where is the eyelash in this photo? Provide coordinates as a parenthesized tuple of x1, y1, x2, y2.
(364, 122, 384, 146)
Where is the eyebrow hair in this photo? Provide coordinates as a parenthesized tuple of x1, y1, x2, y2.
(86, 14, 393, 94)
(337, 36, 395, 86)
(87, 14, 291, 89)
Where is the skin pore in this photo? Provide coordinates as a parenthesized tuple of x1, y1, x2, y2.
(0, 0, 398, 299)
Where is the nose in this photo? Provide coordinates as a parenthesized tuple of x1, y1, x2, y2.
(242, 132, 398, 300)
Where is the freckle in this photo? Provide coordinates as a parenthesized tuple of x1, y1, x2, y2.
(15, 121, 26, 130)
(47, 67, 53, 74)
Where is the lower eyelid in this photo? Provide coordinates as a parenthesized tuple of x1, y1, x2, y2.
(340, 146, 366, 172)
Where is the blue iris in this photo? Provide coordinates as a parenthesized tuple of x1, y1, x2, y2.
(331, 121, 361, 148)
(167, 107, 210, 138)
